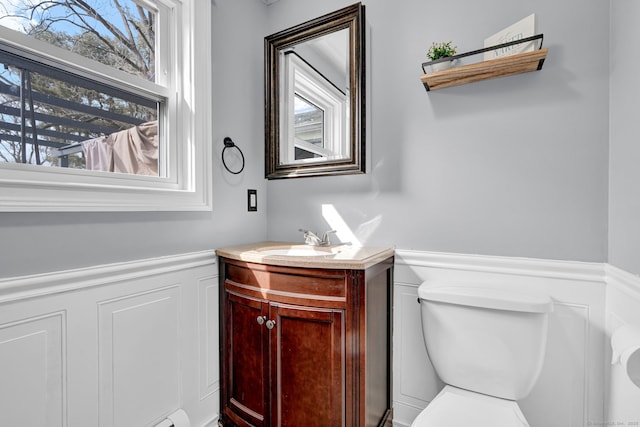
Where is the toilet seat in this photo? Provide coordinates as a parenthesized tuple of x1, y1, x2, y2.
(411, 386, 530, 427)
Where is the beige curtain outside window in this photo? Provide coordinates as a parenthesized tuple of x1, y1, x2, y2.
(82, 121, 158, 176)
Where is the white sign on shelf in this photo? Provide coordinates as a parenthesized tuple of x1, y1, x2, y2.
(484, 14, 536, 61)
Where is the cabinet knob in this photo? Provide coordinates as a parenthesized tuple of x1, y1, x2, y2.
(256, 315, 266, 325)
(266, 319, 276, 330)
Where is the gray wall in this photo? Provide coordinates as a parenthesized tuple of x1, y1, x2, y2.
(609, 0, 640, 276)
(0, 0, 268, 278)
(265, 0, 610, 262)
(3, 0, 629, 277)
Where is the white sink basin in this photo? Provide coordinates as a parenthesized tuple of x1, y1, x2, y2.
(258, 247, 342, 257)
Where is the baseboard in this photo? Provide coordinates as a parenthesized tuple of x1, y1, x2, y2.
(390, 400, 420, 427)
(201, 415, 219, 427)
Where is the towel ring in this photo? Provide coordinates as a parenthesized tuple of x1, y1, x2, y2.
(222, 136, 245, 175)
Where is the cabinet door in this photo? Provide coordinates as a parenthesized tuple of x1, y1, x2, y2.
(224, 291, 269, 427)
(270, 303, 345, 427)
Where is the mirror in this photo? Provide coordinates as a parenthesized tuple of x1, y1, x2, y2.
(265, 3, 365, 179)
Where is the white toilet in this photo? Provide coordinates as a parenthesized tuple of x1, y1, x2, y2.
(413, 282, 553, 427)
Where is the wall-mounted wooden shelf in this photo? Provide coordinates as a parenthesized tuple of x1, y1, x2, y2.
(420, 34, 547, 91)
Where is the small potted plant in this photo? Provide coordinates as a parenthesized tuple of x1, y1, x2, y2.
(427, 41, 457, 72)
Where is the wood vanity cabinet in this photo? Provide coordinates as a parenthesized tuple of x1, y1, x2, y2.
(218, 255, 393, 427)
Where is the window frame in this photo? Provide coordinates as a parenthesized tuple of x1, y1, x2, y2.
(0, 0, 211, 212)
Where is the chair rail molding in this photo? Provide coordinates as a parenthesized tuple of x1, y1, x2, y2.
(606, 263, 640, 301)
(0, 250, 216, 304)
(395, 249, 606, 284)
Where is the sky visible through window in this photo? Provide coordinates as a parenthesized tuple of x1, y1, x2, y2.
(1, 0, 141, 36)
(0, 0, 156, 82)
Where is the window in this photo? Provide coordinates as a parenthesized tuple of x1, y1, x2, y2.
(0, 0, 211, 211)
(0, 49, 160, 175)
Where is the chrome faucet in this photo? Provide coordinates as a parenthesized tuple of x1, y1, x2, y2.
(298, 229, 336, 246)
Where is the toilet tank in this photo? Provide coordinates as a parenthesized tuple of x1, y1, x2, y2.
(418, 282, 553, 401)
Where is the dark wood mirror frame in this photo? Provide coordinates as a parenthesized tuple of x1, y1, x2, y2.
(265, 3, 366, 180)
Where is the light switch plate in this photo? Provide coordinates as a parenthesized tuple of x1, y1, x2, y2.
(248, 189, 257, 211)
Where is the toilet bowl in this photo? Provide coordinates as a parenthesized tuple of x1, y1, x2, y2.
(412, 386, 529, 427)
(412, 282, 553, 427)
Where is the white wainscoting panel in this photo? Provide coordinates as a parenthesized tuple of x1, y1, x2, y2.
(0, 250, 218, 427)
(521, 302, 590, 427)
(393, 250, 606, 427)
(392, 283, 441, 423)
(98, 286, 181, 427)
(0, 311, 66, 427)
(199, 276, 220, 403)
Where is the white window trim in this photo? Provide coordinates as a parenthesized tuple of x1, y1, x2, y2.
(294, 136, 335, 159)
(0, 0, 212, 212)
(281, 53, 348, 165)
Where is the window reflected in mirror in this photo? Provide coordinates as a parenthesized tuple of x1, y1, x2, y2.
(294, 95, 324, 160)
(281, 42, 349, 165)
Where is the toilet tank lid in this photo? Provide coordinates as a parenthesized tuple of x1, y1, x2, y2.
(418, 283, 553, 313)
